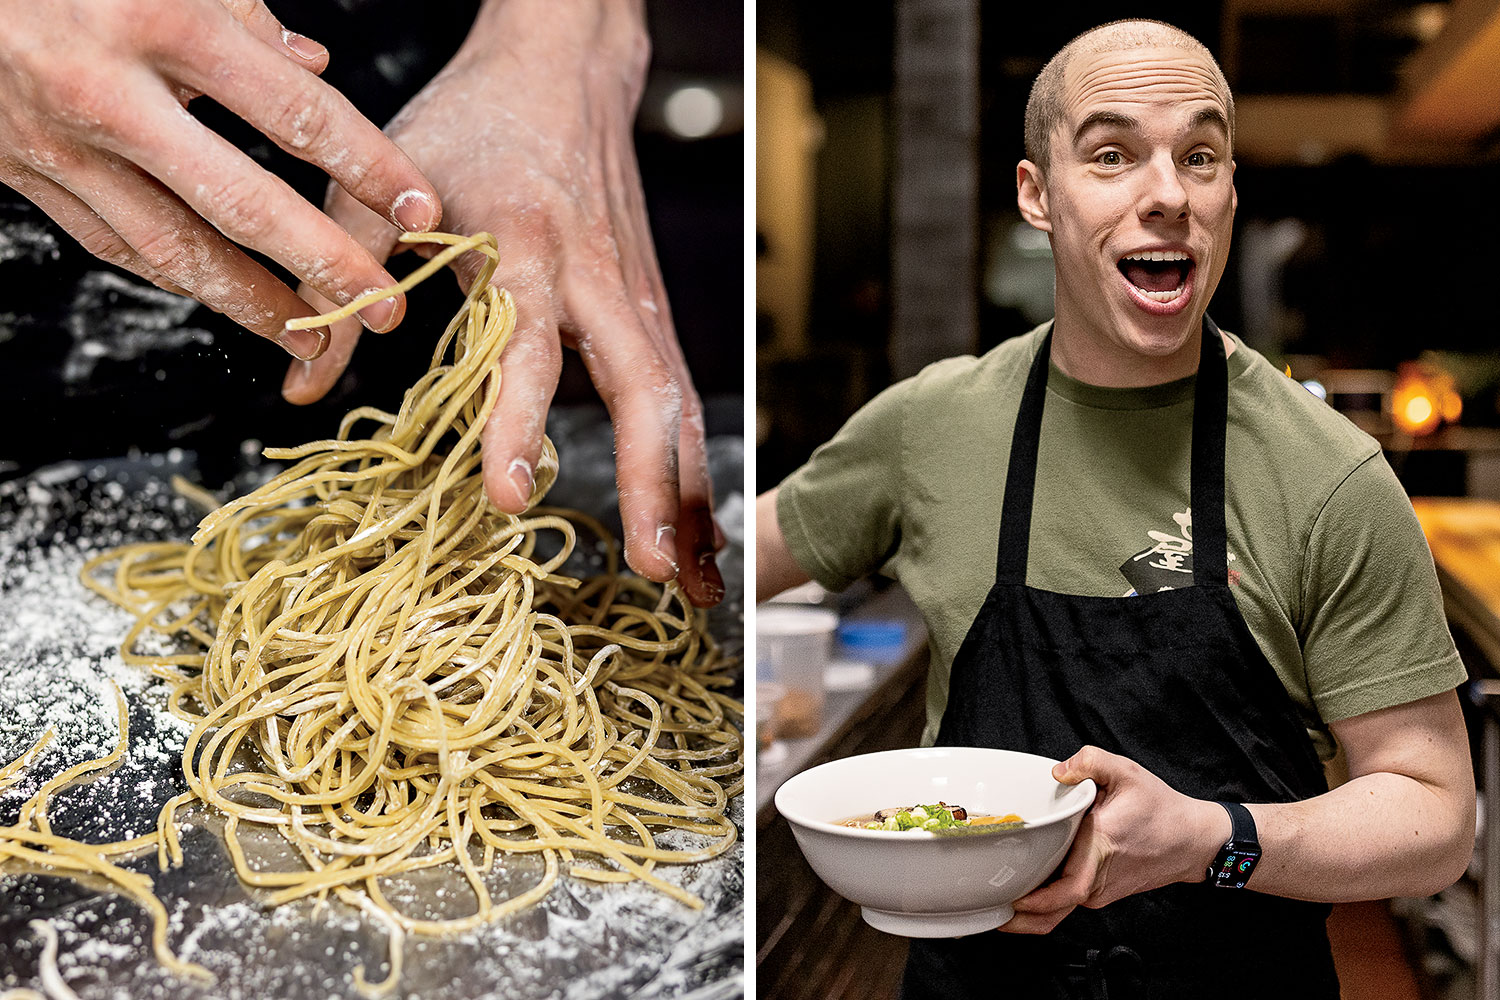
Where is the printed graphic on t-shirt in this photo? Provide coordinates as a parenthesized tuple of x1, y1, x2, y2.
(1119, 507, 1236, 595)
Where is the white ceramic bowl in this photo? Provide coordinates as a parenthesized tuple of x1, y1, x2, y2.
(774, 746, 1096, 938)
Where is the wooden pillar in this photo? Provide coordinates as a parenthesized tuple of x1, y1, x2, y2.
(890, 0, 979, 379)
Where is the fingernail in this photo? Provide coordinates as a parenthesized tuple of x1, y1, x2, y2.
(508, 458, 533, 502)
(355, 291, 399, 333)
(698, 550, 724, 601)
(654, 524, 679, 574)
(391, 189, 437, 232)
(282, 30, 327, 62)
(277, 327, 326, 362)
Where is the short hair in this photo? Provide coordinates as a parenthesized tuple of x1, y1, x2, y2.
(1023, 20, 1234, 171)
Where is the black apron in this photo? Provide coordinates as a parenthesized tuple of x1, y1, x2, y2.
(902, 321, 1340, 1000)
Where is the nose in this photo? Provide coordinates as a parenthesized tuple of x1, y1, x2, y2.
(1138, 153, 1189, 223)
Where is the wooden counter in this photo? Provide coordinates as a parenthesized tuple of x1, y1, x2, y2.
(755, 588, 930, 1000)
(1410, 497, 1500, 999)
(1412, 497, 1500, 670)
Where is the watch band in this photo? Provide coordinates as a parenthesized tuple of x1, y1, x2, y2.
(1218, 800, 1256, 843)
(1206, 800, 1261, 888)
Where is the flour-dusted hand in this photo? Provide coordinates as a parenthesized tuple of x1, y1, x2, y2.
(1001, 745, 1229, 935)
(283, 0, 725, 605)
(0, 0, 442, 360)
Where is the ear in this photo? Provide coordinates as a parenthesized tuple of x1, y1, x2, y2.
(1230, 158, 1238, 216)
(1017, 160, 1051, 232)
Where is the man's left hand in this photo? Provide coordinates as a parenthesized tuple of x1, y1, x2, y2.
(1001, 745, 1227, 935)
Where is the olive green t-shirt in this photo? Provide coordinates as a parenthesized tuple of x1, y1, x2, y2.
(777, 325, 1465, 759)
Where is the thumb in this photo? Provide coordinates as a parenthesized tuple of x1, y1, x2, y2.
(282, 188, 403, 404)
(1052, 744, 1124, 786)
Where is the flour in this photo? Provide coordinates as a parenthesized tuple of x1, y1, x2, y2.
(60, 273, 212, 385)
(0, 221, 60, 266)
(0, 442, 744, 1000)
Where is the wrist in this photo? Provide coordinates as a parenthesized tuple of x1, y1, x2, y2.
(464, 0, 649, 88)
(1181, 797, 1234, 884)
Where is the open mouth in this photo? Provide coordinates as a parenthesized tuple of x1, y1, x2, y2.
(1117, 250, 1194, 304)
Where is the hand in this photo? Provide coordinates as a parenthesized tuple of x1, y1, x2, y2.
(1001, 745, 1227, 934)
(0, 0, 442, 360)
(282, 0, 725, 606)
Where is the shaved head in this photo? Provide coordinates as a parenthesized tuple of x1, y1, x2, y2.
(1024, 20, 1234, 170)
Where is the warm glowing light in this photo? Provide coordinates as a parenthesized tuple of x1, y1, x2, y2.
(1441, 392, 1463, 423)
(1404, 395, 1434, 425)
(1390, 359, 1458, 437)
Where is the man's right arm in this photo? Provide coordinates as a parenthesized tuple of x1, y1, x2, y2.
(756, 374, 918, 604)
(756, 487, 811, 603)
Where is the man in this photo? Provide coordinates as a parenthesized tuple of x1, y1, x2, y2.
(758, 19, 1474, 998)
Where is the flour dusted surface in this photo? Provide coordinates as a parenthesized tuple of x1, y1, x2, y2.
(0, 424, 744, 1000)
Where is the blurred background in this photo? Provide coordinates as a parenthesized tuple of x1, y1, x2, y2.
(757, 0, 1500, 498)
(0, 0, 744, 487)
(756, 3, 1500, 999)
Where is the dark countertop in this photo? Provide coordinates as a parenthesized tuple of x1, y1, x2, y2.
(0, 407, 745, 1000)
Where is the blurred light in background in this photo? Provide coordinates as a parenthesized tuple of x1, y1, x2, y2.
(665, 85, 725, 138)
(1392, 360, 1462, 436)
(1409, 3, 1449, 44)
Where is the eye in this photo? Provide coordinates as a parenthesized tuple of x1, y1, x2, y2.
(1098, 150, 1124, 166)
(1185, 150, 1214, 167)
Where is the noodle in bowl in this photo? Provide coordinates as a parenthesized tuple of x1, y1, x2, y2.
(774, 747, 1095, 937)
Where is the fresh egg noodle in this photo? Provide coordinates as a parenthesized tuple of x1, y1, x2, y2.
(0, 232, 743, 993)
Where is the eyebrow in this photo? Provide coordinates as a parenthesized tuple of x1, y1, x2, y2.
(1073, 107, 1230, 144)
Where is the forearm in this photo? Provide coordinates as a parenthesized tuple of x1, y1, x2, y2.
(1243, 770, 1473, 900)
(464, 0, 649, 89)
(757, 489, 812, 603)
(1173, 708, 1475, 902)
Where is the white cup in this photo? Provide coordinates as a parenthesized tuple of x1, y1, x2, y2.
(757, 606, 838, 738)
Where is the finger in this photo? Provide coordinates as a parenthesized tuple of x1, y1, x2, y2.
(1053, 744, 1123, 785)
(215, 0, 330, 74)
(284, 187, 403, 403)
(54, 153, 329, 359)
(997, 906, 1075, 935)
(115, 91, 407, 335)
(674, 390, 723, 606)
(6, 165, 191, 297)
(1011, 814, 1105, 915)
(156, 6, 440, 234)
(479, 310, 563, 514)
(587, 154, 701, 585)
(282, 286, 362, 402)
(1011, 861, 1095, 915)
(568, 290, 683, 582)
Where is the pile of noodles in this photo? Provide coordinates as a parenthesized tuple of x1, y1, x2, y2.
(0, 232, 742, 993)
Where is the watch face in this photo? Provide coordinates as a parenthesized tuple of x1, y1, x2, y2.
(1210, 847, 1260, 889)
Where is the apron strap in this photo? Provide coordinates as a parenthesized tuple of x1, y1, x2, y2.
(994, 330, 1053, 584)
(995, 320, 1230, 588)
(1189, 317, 1228, 586)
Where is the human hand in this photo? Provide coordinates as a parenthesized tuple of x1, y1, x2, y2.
(0, 0, 442, 360)
(1001, 745, 1228, 934)
(282, 0, 725, 606)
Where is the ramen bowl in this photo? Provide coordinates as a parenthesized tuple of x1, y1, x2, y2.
(774, 746, 1096, 938)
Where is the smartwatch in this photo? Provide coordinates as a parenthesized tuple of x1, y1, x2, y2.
(1206, 801, 1260, 889)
